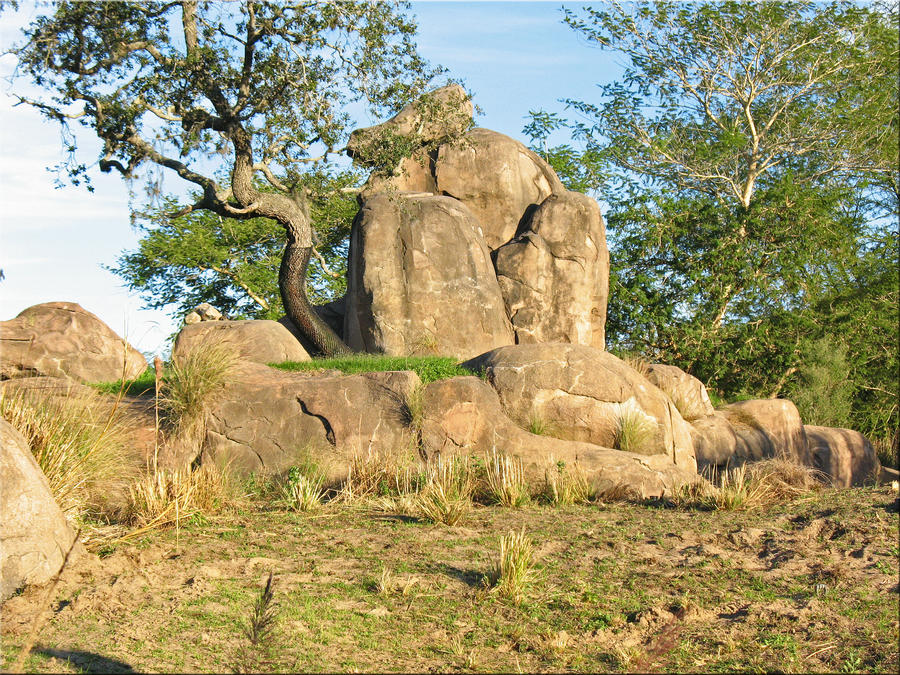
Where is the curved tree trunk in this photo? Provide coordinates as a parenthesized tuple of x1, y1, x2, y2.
(279, 232, 352, 357)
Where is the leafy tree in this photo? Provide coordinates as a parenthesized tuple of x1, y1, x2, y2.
(9, 0, 450, 355)
(109, 167, 360, 322)
(528, 1, 898, 438)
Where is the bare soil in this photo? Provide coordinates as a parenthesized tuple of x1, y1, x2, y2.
(2, 486, 898, 673)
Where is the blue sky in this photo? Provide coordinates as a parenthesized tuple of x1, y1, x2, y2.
(0, 1, 621, 358)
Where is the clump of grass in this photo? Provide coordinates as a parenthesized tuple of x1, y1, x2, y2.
(482, 449, 530, 507)
(745, 458, 826, 497)
(271, 354, 472, 383)
(415, 455, 474, 525)
(670, 463, 790, 511)
(619, 352, 651, 378)
(0, 386, 135, 519)
(527, 412, 555, 436)
(541, 458, 593, 506)
(339, 447, 422, 502)
(123, 462, 235, 532)
(487, 528, 537, 605)
(159, 341, 241, 444)
(401, 382, 426, 433)
(89, 367, 158, 396)
(277, 466, 327, 512)
(611, 400, 657, 455)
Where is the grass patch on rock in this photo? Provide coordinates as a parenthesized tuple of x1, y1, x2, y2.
(271, 354, 473, 383)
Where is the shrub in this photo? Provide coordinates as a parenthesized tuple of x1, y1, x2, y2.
(0, 386, 135, 520)
(488, 528, 537, 605)
(788, 337, 856, 429)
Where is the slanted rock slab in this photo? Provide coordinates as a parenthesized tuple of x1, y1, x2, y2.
(0, 302, 147, 382)
(646, 364, 715, 422)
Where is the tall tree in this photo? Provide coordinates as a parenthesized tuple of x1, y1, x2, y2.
(9, 0, 450, 355)
(527, 1, 898, 438)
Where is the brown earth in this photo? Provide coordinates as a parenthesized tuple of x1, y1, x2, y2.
(2, 485, 897, 673)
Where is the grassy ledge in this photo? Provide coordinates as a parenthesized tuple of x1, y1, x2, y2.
(89, 367, 158, 396)
(270, 354, 475, 384)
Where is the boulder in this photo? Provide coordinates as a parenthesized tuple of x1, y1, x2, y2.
(691, 399, 811, 471)
(420, 376, 697, 497)
(343, 193, 515, 358)
(0, 302, 147, 383)
(805, 425, 881, 487)
(184, 302, 223, 325)
(1, 419, 81, 601)
(172, 319, 310, 365)
(462, 344, 696, 471)
(494, 191, 609, 349)
(199, 362, 419, 478)
(645, 364, 715, 422)
(346, 84, 474, 164)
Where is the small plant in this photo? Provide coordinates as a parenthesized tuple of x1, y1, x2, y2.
(159, 341, 241, 444)
(278, 466, 327, 512)
(234, 573, 279, 673)
(340, 447, 421, 502)
(541, 458, 593, 506)
(483, 449, 530, 507)
(527, 412, 554, 436)
(401, 382, 426, 434)
(415, 455, 474, 525)
(611, 400, 656, 455)
(488, 528, 537, 605)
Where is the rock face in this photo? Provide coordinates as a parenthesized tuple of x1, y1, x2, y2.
(200, 363, 419, 478)
(494, 191, 609, 349)
(420, 376, 697, 497)
(343, 193, 515, 358)
(645, 364, 715, 422)
(805, 425, 880, 487)
(1, 419, 81, 601)
(0, 302, 147, 382)
(172, 320, 310, 365)
(463, 343, 697, 472)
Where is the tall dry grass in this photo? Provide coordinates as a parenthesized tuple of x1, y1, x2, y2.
(483, 449, 530, 507)
(488, 528, 537, 605)
(415, 455, 474, 525)
(541, 458, 593, 506)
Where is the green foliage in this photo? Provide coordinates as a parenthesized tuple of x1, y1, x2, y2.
(787, 338, 855, 429)
(272, 354, 472, 384)
(90, 367, 157, 397)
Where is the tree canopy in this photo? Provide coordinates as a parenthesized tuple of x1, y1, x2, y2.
(10, 0, 448, 355)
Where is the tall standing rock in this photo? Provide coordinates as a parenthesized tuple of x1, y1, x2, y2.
(494, 191, 609, 349)
(343, 193, 515, 358)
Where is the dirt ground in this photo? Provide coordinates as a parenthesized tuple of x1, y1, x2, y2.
(2, 485, 898, 673)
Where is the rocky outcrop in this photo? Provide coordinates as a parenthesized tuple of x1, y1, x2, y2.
(805, 425, 881, 487)
(646, 364, 715, 422)
(343, 193, 515, 358)
(420, 376, 697, 497)
(494, 190, 609, 349)
(200, 363, 419, 478)
(172, 319, 310, 365)
(1, 419, 81, 601)
(0, 302, 147, 383)
(463, 343, 696, 472)
(184, 302, 223, 325)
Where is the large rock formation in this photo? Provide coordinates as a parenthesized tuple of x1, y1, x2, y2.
(1, 419, 81, 601)
(172, 319, 311, 365)
(0, 302, 147, 382)
(645, 364, 716, 422)
(463, 343, 697, 472)
(420, 376, 697, 497)
(343, 193, 515, 358)
(199, 363, 419, 478)
(494, 190, 609, 348)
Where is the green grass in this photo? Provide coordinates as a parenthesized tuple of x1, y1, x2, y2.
(89, 367, 158, 396)
(270, 354, 474, 383)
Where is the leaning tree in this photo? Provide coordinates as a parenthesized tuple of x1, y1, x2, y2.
(9, 0, 448, 355)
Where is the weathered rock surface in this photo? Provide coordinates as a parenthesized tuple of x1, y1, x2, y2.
(172, 320, 310, 365)
(494, 190, 609, 349)
(421, 376, 697, 497)
(346, 83, 473, 163)
(646, 364, 715, 422)
(184, 302, 223, 325)
(1, 419, 81, 602)
(462, 344, 696, 471)
(805, 425, 880, 487)
(344, 193, 515, 358)
(0, 302, 147, 383)
(200, 363, 419, 478)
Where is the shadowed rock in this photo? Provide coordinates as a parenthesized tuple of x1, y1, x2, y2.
(805, 425, 881, 487)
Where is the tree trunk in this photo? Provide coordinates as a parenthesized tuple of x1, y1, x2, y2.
(279, 230, 351, 357)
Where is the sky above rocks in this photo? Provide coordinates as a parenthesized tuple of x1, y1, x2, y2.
(0, 1, 620, 357)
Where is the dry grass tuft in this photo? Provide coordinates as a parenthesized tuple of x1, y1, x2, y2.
(339, 447, 422, 502)
(483, 449, 530, 507)
(0, 386, 136, 519)
(415, 455, 474, 525)
(277, 466, 327, 512)
(611, 400, 657, 455)
(541, 458, 593, 506)
(488, 528, 537, 605)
